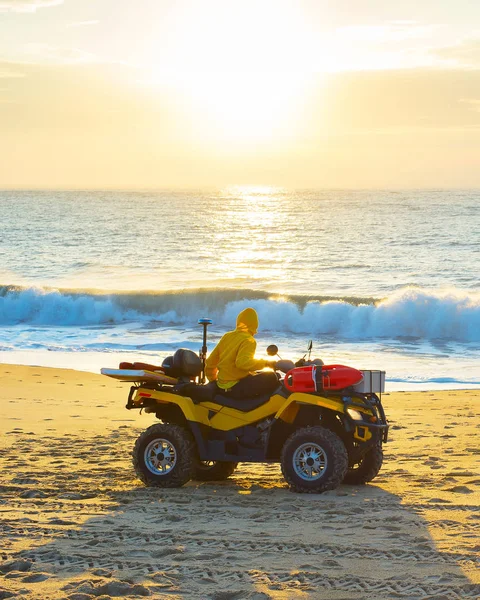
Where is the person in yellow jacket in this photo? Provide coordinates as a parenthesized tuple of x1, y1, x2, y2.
(205, 307, 279, 399)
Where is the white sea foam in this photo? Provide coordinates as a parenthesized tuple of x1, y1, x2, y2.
(1, 285, 479, 342)
(0, 286, 130, 325)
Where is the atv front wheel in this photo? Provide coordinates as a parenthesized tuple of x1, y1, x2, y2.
(193, 460, 238, 481)
(281, 426, 348, 493)
(133, 423, 195, 487)
(343, 442, 383, 485)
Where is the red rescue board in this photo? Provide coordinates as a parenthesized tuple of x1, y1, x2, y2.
(284, 364, 363, 393)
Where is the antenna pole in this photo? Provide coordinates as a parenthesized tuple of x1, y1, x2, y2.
(198, 318, 212, 384)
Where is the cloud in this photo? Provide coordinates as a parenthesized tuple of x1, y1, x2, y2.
(432, 37, 480, 68)
(298, 21, 445, 72)
(299, 68, 480, 139)
(0, 0, 63, 12)
(20, 43, 96, 64)
(0, 62, 25, 77)
(66, 20, 99, 28)
(335, 22, 440, 44)
(330, 26, 480, 71)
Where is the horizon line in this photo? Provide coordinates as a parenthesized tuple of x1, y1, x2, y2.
(1, 186, 479, 193)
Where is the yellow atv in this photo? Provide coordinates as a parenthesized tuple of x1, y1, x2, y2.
(102, 322, 388, 494)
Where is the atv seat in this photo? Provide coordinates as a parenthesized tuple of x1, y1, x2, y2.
(212, 393, 272, 412)
(176, 382, 275, 412)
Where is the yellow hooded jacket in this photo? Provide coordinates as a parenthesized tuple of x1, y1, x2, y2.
(205, 308, 267, 390)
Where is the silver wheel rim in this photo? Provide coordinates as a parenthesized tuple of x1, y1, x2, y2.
(293, 442, 328, 481)
(144, 438, 177, 476)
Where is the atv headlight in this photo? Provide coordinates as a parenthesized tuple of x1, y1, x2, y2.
(347, 408, 364, 421)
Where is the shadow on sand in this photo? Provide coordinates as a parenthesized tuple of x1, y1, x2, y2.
(1, 427, 479, 600)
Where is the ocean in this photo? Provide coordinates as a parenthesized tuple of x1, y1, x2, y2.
(1, 187, 479, 390)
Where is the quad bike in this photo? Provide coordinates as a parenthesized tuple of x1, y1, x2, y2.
(102, 319, 388, 493)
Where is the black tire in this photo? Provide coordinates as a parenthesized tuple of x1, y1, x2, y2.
(281, 426, 348, 493)
(133, 423, 195, 488)
(193, 460, 238, 481)
(343, 442, 383, 485)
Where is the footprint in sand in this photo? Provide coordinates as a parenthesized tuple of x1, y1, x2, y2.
(62, 579, 152, 597)
(19, 490, 47, 499)
(447, 470, 475, 477)
(22, 573, 49, 583)
(445, 485, 474, 494)
(440, 477, 458, 484)
(0, 559, 33, 574)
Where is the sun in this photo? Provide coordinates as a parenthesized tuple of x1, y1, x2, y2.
(172, 71, 310, 147)
(144, 0, 315, 149)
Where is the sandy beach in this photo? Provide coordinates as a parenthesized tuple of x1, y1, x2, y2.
(0, 364, 478, 600)
(3, 1, 480, 598)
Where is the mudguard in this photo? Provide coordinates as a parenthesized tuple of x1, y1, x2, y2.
(275, 392, 347, 423)
(274, 392, 376, 442)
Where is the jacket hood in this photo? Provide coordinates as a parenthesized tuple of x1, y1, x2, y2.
(236, 307, 258, 335)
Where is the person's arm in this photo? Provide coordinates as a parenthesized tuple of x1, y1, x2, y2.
(205, 342, 221, 382)
(236, 337, 267, 372)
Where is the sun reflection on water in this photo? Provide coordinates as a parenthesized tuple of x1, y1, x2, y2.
(212, 185, 291, 288)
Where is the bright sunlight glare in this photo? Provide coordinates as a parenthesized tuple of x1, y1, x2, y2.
(155, 0, 315, 73)
(141, 0, 412, 151)
(142, 0, 317, 149)
(173, 71, 311, 146)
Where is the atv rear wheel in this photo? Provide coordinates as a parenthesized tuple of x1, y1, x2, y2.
(343, 442, 383, 485)
(281, 426, 348, 493)
(133, 423, 195, 487)
(193, 460, 238, 481)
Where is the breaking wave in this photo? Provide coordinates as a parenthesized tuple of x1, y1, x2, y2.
(0, 285, 479, 343)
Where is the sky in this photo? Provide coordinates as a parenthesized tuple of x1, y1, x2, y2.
(0, 0, 479, 189)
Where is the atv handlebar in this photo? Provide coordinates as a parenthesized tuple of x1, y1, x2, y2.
(266, 359, 323, 374)
(273, 359, 295, 373)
